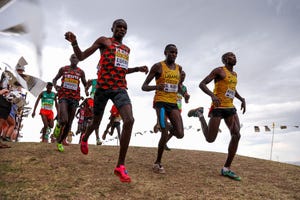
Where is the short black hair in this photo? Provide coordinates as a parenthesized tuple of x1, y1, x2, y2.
(112, 19, 127, 28)
(164, 44, 177, 52)
(47, 82, 53, 87)
(222, 52, 234, 64)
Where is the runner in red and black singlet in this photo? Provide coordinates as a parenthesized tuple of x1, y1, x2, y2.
(64, 19, 148, 183)
(53, 54, 88, 152)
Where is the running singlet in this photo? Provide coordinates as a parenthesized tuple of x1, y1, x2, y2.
(41, 91, 55, 110)
(97, 38, 130, 90)
(78, 108, 85, 123)
(84, 98, 94, 118)
(110, 105, 119, 117)
(110, 105, 121, 122)
(213, 66, 237, 108)
(154, 61, 180, 104)
(90, 79, 97, 98)
(58, 66, 83, 100)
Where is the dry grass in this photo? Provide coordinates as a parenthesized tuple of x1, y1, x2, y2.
(1, 142, 299, 200)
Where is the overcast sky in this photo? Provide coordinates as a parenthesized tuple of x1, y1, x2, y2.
(1, 0, 299, 164)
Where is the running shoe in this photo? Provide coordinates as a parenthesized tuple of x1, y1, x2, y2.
(3, 137, 11, 142)
(152, 163, 166, 174)
(114, 165, 131, 183)
(96, 139, 102, 145)
(57, 143, 64, 152)
(53, 123, 61, 139)
(221, 168, 241, 181)
(187, 107, 204, 117)
(0, 142, 11, 148)
(80, 134, 88, 155)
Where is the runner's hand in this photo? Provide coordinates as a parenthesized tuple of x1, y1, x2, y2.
(64, 32, 76, 43)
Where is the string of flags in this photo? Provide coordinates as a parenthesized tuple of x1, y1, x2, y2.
(254, 124, 299, 132)
(132, 126, 221, 137)
(100, 124, 299, 143)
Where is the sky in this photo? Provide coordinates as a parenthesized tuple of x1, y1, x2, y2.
(0, 0, 299, 165)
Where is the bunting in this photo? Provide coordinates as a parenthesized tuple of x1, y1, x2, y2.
(253, 124, 299, 133)
(264, 126, 271, 132)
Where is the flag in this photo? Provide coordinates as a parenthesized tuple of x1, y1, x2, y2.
(280, 126, 287, 129)
(17, 56, 28, 68)
(254, 126, 260, 132)
(0, 23, 27, 35)
(264, 126, 271, 132)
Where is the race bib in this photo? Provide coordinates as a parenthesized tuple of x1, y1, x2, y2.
(42, 103, 53, 110)
(164, 83, 178, 93)
(115, 48, 129, 69)
(63, 78, 78, 90)
(225, 88, 235, 99)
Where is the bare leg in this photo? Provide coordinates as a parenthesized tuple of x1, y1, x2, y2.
(102, 121, 111, 140)
(116, 104, 134, 166)
(224, 114, 241, 168)
(83, 113, 104, 142)
(155, 128, 168, 164)
(58, 102, 76, 144)
(41, 115, 49, 143)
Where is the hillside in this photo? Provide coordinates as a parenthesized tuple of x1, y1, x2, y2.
(1, 142, 299, 200)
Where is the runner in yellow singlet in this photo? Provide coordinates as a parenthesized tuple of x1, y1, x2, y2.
(188, 52, 246, 181)
(142, 44, 185, 174)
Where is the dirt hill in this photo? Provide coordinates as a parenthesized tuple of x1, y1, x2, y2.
(1, 142, 299, 200)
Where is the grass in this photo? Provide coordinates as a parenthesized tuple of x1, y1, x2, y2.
(1, 142, 299, 200)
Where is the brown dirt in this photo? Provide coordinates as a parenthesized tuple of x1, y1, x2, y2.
(1, 142, 299, 200)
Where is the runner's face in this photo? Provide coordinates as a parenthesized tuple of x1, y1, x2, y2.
(112, 20, 127, 39)
(165, 46, 178, 63)
(225, 53, 237, 66)
(46, 85, 53, 92)
(70, 54, 79, 65)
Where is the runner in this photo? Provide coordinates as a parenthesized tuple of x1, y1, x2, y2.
(52, 54, 88, 152)
(188, 52, 246, 181)
(142, 44, 185, 174)
(102, 104, 122, 142)
(64, 19, 148, 183)
(153, 70, 190, 151)
(85, 79, 101, 145)
(32, 82, 58, 143)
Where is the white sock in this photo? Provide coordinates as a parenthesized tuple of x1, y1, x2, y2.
(222, 167, 229, 172)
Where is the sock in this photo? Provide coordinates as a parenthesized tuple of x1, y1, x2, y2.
(222, 167, 230, 172)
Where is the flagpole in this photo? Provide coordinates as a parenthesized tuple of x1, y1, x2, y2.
(270, 122, 275, 160)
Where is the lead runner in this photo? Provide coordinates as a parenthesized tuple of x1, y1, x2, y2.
(64, 19, 148, 183)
